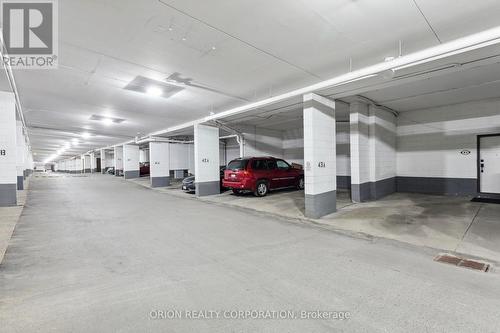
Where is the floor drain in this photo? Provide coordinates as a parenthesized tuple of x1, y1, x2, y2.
(434, 254, 490, 272)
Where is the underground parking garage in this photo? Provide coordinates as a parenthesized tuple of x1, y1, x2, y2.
(2, 2, 500, 332)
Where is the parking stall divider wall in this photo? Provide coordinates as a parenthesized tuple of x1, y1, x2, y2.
(349, 100, 397, 202)
(90, 152, 97, 173)
(16, 121, 25, 190)
(100, 149, 106, 174)
(0, 92, 17, 206)
(194, 124, 221, 196)
(123, 144, 140, 179)
(303, 93, 337, 219)
(114, 146, 123, 176)
(75, 158, 83, 174)
(84, 154, 91, 173)
(149, 142, 170, 187)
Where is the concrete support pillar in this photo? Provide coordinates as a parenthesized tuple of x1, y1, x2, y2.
(349, 101, 397, 202)
(303, 93, 337, 219)
(0, 92, 17, 206)
(194, 124, 220, 196)
(76, 158, 83, 174)
(16, 121, 25, 190)
(123, 144, 140, 179)
(83, 154, 91, 173)
(114, 146, 123, 176)
(149, 142, 170, 187)
(90, 152, 96, 173)
(100, 149, 106, 174)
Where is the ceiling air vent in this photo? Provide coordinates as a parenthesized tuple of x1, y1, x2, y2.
(89, 115, 125, 124)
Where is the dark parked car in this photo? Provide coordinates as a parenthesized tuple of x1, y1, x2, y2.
(182, 166, 226, 193)
(105, 167, 115, 175)
(140, 162, 150, 176)
(222, 157, 304, 197)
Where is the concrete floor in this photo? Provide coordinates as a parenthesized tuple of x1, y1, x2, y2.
(1, 174, 499, 332)
(131, 177, 500, 263)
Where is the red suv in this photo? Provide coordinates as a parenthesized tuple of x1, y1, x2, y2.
(223, 157, 304, 197)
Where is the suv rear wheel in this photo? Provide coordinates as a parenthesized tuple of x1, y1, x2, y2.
(254, 181, 269, 197)
(297, 177, 304, 190)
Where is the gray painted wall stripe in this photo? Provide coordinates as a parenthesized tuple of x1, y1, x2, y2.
(396, 177, 477, 196)
(124, 170, 140, 179)
(351, 177, 396, 202)
(0, 184, 17, 207)
(17, 176, 24, 191)
(337, 176, 351, 190)
(151, 177, 170, 188)
(196, 181, 220, 197)
(305, 190, 337, 219)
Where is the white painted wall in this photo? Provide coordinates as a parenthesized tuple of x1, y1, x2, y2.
(397, 98, 500, 179)
(370, 105, 397, 182)
(105, 151, 114, 168)
(140, 148, 150, 163)
(239, 125, 284, 158)
(225, 137, 241, 163)
(0, 92, 16, 185)
(169, 143, 193, 171)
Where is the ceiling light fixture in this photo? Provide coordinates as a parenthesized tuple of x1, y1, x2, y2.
(102, 118, 114, 126)
(146, 86, 163, 97)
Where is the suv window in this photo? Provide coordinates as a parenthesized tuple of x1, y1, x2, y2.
(276, 160, 290, 170)
(252, 159, 267, 170)
(227, 159, 249, 171)
(267, 160, 277, 170)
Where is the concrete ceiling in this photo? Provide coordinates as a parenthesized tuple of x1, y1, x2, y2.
(363, 58, 500, 111)
(2, 0, 500, 161)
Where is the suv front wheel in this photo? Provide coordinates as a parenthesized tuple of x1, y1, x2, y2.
(254, 181, 269, 197)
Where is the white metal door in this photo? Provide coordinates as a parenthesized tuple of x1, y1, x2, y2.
(480, 135, 500, 194)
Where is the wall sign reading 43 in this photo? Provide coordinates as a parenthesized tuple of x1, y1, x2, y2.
(0, 149, 6, 156)
(318, 162, 326, 168)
